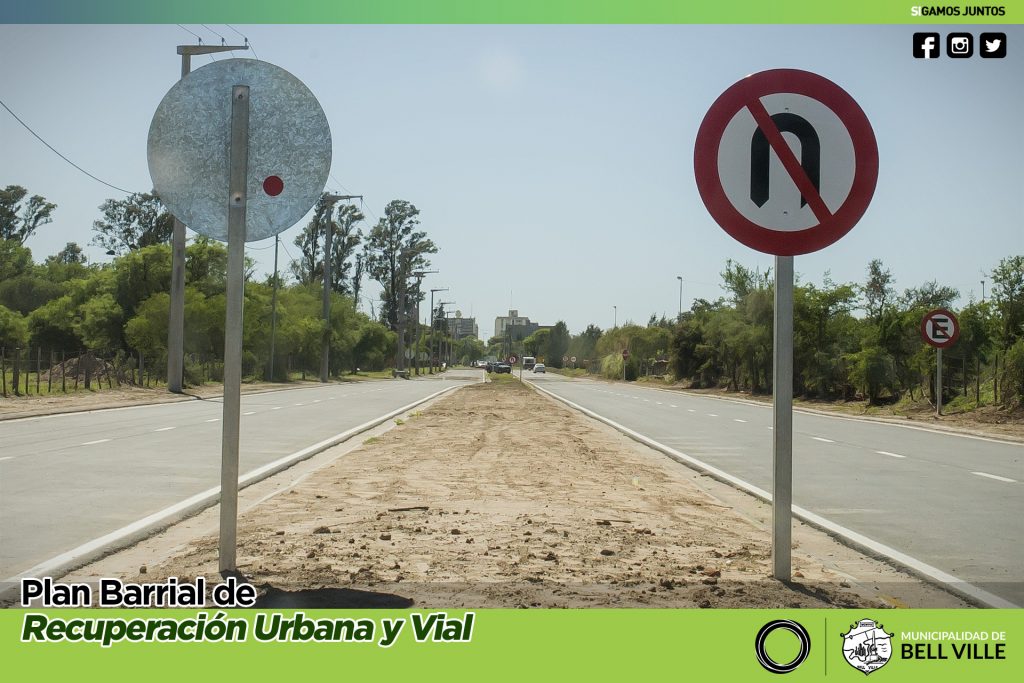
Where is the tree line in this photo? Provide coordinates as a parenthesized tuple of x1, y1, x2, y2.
(0, 185, 445, 386)
(505, 257, 1024, 409)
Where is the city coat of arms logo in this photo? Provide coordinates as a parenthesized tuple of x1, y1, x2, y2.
(841, 619, 893, 675)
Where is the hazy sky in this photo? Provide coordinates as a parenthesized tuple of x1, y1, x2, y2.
(2, 24, 1021, 335)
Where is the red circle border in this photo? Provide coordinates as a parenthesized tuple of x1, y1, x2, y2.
(693, 69, 879, 256)
(920, 308, 961, 349)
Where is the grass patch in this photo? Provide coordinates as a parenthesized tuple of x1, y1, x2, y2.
(362, 436, 381, 445)
(394, 418, 405, 425)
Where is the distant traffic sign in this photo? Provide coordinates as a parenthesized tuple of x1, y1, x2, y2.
(694, 69, 878, 255)
(622, 350, 629, 359)
(508, 355, 519, 365)
(570, 356, 577, 363)
(921, 309, 960, 349)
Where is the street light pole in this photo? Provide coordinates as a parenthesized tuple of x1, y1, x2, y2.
(429, 287, 448, 373)
(320, 194, 362, 382)
(168, 42, 249, 394)
(437, 301, 455, 370)
(613, 305, 617, 329)
(677, 275, 683, 319)
(409, 270, 438, 375)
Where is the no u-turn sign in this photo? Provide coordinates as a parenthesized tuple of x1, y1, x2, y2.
(694, 69, 878, 255)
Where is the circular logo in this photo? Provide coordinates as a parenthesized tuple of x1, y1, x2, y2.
(755, 620, 811, 674)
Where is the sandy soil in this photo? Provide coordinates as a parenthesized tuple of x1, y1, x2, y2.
(64, 378, 967, 609)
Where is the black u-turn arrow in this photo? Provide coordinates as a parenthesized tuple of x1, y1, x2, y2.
(750, 113, 820, 208)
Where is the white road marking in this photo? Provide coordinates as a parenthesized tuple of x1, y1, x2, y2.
(707, 414, 718, 417)
(205, 418, 219, 423)
(687, 409, 696, 413)
(312, 400, 321, 404)
(80, 439, 111, 446)
(972, 471, 1017, 484)
(328, 397, 336, 400)
(812, 437, 835, 443)
(271, 407, 282, 411)
(670, 405, 678, 408)
(734, 419, 747, 423)
(154, 427, 175, 432)
(876, 450, 906, 459)
(243, 411, 256, 416)
(295, 403, 305, 406)
(0, 456, 15, 462)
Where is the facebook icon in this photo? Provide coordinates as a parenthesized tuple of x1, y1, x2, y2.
(913, 33, 941, 59)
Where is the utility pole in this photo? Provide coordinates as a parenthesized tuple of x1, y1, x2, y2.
(168, 41, 249, 394)
(429, 287, 448, 373)
(320, 194, 362, 382)
(613, 305, 617, 329)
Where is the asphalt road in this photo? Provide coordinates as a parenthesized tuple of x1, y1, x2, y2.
(526, 371, 1023, 606)
(0, 371, 479, 578)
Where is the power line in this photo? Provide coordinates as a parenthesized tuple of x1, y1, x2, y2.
(176, 24, 203, 43)
(0, 97, 134, 195)
(224, 25, 259, 60)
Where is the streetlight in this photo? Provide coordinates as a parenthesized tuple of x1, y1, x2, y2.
(981, 279, 986, 303)
(437, 301, 455, 369)
(429, 287, 448, 373)
(410, 270, 438, 375)
(613, 305, 617, 329)
(677, 275, 683, 318)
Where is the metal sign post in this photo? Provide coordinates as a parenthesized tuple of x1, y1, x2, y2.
(149, 59, 332, 574)
(772, 255, 794, 579)
(920, 308, 960, 419)
(219, 85, 250, 573)
(694, 69, 877, 582)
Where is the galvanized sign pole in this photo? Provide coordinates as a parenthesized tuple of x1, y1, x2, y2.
(936, 348, 943, 417)
(772, 255, 794, 579)
(219, 84, 250, 573)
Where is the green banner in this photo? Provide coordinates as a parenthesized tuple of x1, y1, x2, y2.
(1, 0, 1021, 24)
(4, 608, 1023, 681)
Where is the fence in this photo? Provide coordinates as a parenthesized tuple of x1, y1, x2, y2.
(0, 347, 164, 397)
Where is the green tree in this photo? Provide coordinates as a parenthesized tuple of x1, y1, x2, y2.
(990, 255, 1024, 348)
(547, 321, 571, 368)
(0, 185, 56, 244)
(0, 304, 30, 349)
(363, 200, 437, 329)
(90, 192, 173, 255)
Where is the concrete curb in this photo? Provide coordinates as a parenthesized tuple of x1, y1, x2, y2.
(0, 383, 463, 602)
(528, 380, 1018, 609)
(0, 379, 401, 423)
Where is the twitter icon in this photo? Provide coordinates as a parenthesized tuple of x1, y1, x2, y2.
(980, 32, 1007, 58)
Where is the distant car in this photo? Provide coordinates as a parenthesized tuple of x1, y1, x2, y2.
(484, 361, 495, 372)
(533, 364, 546, 373)
(493, 363, 512, 374)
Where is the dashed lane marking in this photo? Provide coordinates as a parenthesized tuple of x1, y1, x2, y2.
(154, 427, 175, 432)
(812, 437, 835, 443)
(80, 439, 111, 446)
(876, 450, 906, 459)
(971, 471, 1017, 483)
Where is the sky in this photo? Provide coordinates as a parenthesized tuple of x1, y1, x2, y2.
(1, 24, 1022, 337)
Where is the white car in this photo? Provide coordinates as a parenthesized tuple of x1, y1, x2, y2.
(533, 364, 546, 373)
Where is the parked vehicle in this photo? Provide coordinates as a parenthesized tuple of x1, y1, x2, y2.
(493, 363, 512, 374)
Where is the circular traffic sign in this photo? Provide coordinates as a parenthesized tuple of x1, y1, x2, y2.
(921, 309, 960, 349)
(148, 59, 332, 243)
(622, 349, 630, 359)
(508, 355, 518, 364)
(570, 356, 577, 363)
(694, 69, 878, 256)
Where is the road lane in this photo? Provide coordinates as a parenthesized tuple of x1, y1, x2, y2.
(527, 372, 1024, 605)
(0, 371, 479, 577)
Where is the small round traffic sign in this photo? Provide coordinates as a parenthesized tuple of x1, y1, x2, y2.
(508, 355, 518, 364)
(570, 356, 577, 363)
(921, 309, 960, 349)
(694, 69, 878, 256)
(622, 350, 630, 359)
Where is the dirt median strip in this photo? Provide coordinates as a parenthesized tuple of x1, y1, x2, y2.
(61, 380, 966, 609)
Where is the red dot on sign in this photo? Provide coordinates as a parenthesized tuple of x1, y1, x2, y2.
(263, 176, 284, 196)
